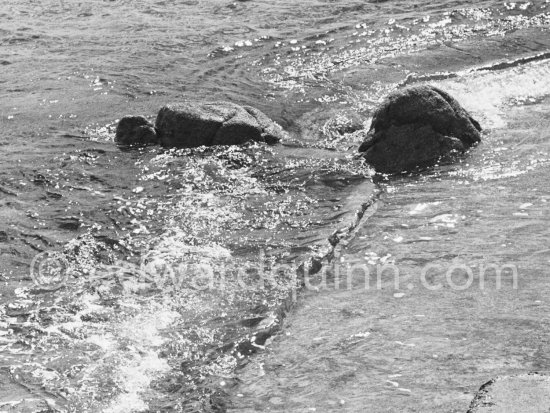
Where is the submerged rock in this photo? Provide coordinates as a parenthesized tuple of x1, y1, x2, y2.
(467, 373, 550, 412)
(358, 85, 482, 173)
(115, 115, 158, 146)
(155, 101, 286, 148)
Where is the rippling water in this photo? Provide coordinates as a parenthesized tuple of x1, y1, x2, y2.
(1, 0, 550, 412)
(229, 68, 550, 412)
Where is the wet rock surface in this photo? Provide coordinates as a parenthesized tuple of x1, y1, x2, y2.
(468, 373, 550, 413)
(114, 115, 158, 147)
(358, 85, 482, 173)
(155, 102, 287, 148)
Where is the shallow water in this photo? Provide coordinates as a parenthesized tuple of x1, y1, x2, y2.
(228, 67, 550, 412)
(1, 0, 550, 412)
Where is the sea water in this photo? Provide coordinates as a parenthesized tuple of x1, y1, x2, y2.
(1, 0, 550, 412)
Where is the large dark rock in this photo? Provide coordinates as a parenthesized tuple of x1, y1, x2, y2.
(155, 102, 286, 148)
(358, 85, 482, 173)
(115, 115, 158, 147)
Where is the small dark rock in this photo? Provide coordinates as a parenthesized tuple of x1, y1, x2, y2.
(467, 373, 550, 413)
(115, 115, 158, 147)
(358, 85, 482, 173)
(155, 101, 286, 148)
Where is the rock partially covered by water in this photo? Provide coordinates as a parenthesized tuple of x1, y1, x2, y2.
(115, 116, 158, 146)
(358, 85, 482, 173)
(155, 102, 286, 148)
(467, 373, 550, 413)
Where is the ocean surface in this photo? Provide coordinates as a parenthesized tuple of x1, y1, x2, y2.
(1, 0, 550, 412)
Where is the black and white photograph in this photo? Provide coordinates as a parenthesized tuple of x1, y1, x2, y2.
(1, 0, 549, 411)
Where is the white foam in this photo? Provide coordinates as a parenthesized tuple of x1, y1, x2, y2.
(438, 59, 550, 128)
(100, 308, 179, 413)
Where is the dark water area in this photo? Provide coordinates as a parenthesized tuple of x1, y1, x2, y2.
(1, 0, 550, 412)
